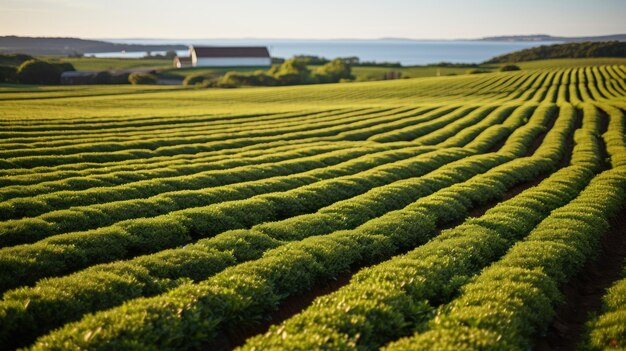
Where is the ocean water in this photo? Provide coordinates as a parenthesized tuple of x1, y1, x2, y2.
(92, 39, 559, 66)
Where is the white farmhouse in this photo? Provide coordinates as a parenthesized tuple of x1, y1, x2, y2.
(189, 46, 272, 67)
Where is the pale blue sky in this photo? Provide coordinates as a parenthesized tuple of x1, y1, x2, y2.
(1, 0, 624, 39)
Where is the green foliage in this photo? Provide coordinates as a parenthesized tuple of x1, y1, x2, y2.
(182, 73, 210, 86)
(0, 65, 17, 83)
(467, 68, 489, 74)
(217, 57, 354, 87)
(486, 41, 626, 63)
(0, 53, 34, 67)
(314, 58, 355, 83)
(15, 59, 74, 84)
(500, 64, 521, 71)
(270, 58, 313, 85)
(0, 63, 625, 350)
(128, 72, 157, 85)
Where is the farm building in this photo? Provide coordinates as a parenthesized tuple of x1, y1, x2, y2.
(60, 71, 99, 85)
(189, 46, 271, 67)
(173, 56, 192, 68)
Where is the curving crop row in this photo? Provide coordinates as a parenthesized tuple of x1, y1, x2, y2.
(0, 108, 365, 149)
(19, 102, 557, 350)
(0, 107, 407, 159)
(386, 166, 626, 351)
(237, 102, 594, 351)
(0, 146, 477, 292)
(0, 140, 347, 187)
(0, 150, 503, 349)
(0, 105, 442, 169)
(0, 143, 367, 201)
(367, 106, 477, 142)
(581, 260, 626, 350)
(0, 145, 398, 221)
(0, 146, 443, 248)
(0, 102, 551, 348)
(0, 104, 537, 245)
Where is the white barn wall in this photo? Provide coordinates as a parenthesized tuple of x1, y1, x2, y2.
(194, 57, 271, 67)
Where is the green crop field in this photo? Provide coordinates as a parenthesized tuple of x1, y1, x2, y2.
(0, 59, 625, 350)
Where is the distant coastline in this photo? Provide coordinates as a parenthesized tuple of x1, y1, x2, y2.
(1, 34, 624, 66)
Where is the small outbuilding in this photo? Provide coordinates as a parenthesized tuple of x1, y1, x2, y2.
(189, 46, 271, 67)
(60, 71, 98, 85)
(173, 56, 192, 68)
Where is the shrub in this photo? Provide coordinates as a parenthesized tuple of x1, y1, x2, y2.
(270, 58, 312, 85)
(128, 73, 157, 85)
(16, 60, 66, 84)
(219, 71, 277, 87)
(183, 74, 209, 86)
(467, 69, 489, 75)
(0, 65, 17, 83)
(313, 58, 354, 83)
(500, 64, 521, 72)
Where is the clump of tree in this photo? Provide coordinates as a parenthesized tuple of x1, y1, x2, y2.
(467, 69, 489, 74)
(485, 41, 626, 63)
(312, 59, 354, 83)
(15, 59, 75, 84)
(0, 53, 34, 67)
(0, 66, 17, 83)
(128, 72, 157, 85)
(426, 62, 479, 68)
(293, 55, 330, 65)
(293, 55, 401, 68)
(218, 57, 354, 88)
(271, 57, 285, 64)
(183, 74, 211, 86)
(500, 64, 521, 72)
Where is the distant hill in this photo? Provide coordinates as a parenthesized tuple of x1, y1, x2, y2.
(478, 34, 626, 42)
(0, 36, 187, 56)
(484, 41, 626, 64)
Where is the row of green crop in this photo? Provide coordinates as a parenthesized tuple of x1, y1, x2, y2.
(0, 140, 374, 188)
(0, 103, 540, 278)
(367, 106, 476, 142)
(0, 104, 530, 235)
(386, 166, 626, 351)
(0, 104, 497, 191)
(384, 102, 626, 351)
(0, 146, 476, 292)
(0, 149, 502, 349)
(0, 103, 472, 169)
(409, 105, 494, 143)
(484, 70, 536, 102)
(0, 138, 375, 179)
(579, 102, 626, 350)
(0, 146, 437, 247)
(0, 107, 413, 159)
(0, 108, 404, 169)
(332, 105, 455, 141)
(0, 143, 362, 201)
(0, 108, 358, 148)
(0, 146, 391, 221)
(487, 69, 536, 102)
(0, 108, 323, 134)
(22, 102, 566, 350)
(595, 103, 626, 167)
(0, 103, 548, 347)
(582, 260, 626, 350)
(237, 102, 590, 350)
(413, 105, 497, 145)
(437, 104, 518, 147)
